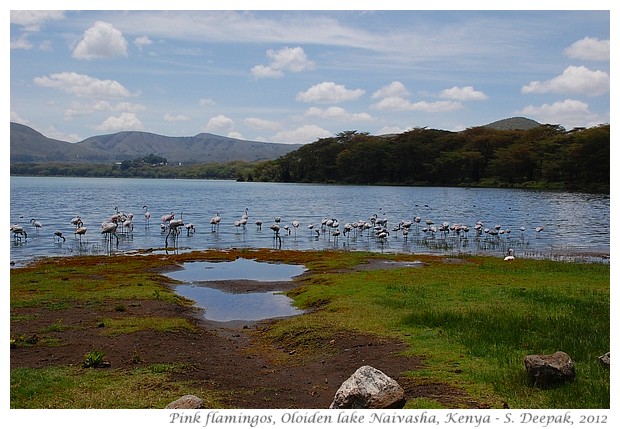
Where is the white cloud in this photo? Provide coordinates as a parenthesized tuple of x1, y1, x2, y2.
(10, 11, 64, 31)
(439, 86, 488, 101)
(564, 37, 610, 61)
(250, 65, 284, 79)
(34, 72, 131, 99)
(163, 113, 190, 122)
(271, 124, 332, 144)
(199, 98, 215, 106)
(372, 81, 409, 99)
(10, 35, 33, 50)
(203, 114, 234, 132)
(251, 46, 315, 78)
(64, 100, 145, 119)
(10, 111, 29, 125)
(304, 106, 373, 122)
(371, 97, 462, 112)
(518, 99, 602, 129)
(296, 82, 365, 104)
(521, 65, 609, 96)
(72, 21, 128, 60)
(377, 125, 408, 135)
(244, 117, 280, 130)
(227, 131, 244, 139)
(95, 112, 143, 132)
(134, 36, 153, 48)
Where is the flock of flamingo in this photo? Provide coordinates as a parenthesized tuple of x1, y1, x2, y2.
(10, 203, 545, 261)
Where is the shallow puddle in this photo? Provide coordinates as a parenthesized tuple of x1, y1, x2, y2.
(165, 258, 306, 322)
(165, 258, 306, 282)
(174, 285, 304, 322)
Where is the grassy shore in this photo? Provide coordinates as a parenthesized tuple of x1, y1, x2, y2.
(10, 249, 609, 409)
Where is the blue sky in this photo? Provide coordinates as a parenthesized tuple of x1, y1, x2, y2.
(8, 5, 611, 144)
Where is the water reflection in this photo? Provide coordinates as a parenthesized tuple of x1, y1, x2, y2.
(165, 258, 306, 322)
(165, 258, 306, 282)
(173, 285, 304, 322)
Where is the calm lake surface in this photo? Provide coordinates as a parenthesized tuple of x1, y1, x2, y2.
(9, 176, 610, 266)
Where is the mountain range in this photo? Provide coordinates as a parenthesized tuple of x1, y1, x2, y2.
(9, 122, 304, 164)
(10, 117, 541, 165)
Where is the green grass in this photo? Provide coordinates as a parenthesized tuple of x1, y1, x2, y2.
(10, 250, 609, 409)
(10, 364, 223, 408)
(100, 316, 196, 336)
(279, 256, 609, 408)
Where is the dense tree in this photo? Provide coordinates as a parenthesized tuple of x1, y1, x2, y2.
(253, 124, 609, 192)
(10, 124, 609, 193)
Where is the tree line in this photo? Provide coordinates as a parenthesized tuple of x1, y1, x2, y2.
(10, 159, 257, 181)
(10, 124, 609, 193)
(251, 124, 610, 193)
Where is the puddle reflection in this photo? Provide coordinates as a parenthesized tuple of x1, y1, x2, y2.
(174, 285, 304, 322)
(165, 258, 306, 282)
(165, 258, 306, 322)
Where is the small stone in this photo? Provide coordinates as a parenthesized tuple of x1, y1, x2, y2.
(165, 394, 205, 409)
(330, 365, 405, 409)
(524, 351, 575, 388)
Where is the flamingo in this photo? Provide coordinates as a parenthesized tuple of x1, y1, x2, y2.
(504, 248, 515, 261)
(255, 220, 263, 230)
(54, 230, 66, 242)
(210, 212, 221, 232)
(166, 218, 185, 247)
(332, 228, 341, 242)
(10, 224, 27, 241)
(161, 212, 175, 225)
(143, 205, 151, 228)
(291, 220, 300, 237)
(270, 224, 282, 247)
(185, 223, 195, 236)
(101, 222, 119, 245)
(74, 225, 87, 242)
(30, 218, 43, 231)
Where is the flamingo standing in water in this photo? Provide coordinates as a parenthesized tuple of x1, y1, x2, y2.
(54, 230, 66, 242)
(101, 222, 119, 246)
(10, 224, 27, 241)
(30, 218, 43, 232)
(210, 212, 222, 232)
(161, 212, 174, 226)
(74, 223, 87, 242)
(166, 218, 184, 247)
(291, 220, 300, 238)
(143, 205, 151, 228)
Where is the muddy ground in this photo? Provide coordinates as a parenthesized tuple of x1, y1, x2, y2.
(10, 258, 486, 409)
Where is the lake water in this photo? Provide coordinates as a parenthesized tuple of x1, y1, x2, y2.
(9, 176, 610, 266)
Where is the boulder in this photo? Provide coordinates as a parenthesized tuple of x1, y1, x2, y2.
(329, 365, 406, 409)
(165, 394, 205, 409)
(524, 351, 575, 388)
(599, 352, 610, 369)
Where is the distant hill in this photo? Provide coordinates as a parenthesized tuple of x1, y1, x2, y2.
(10, 122, 303, 164)
(11, 117, 543, 164)
(483, 117, 541, 130)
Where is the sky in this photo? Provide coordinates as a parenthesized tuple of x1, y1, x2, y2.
(7, 4, 612, 145)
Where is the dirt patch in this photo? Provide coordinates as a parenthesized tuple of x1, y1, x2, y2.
(11, 276, 485, 409)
